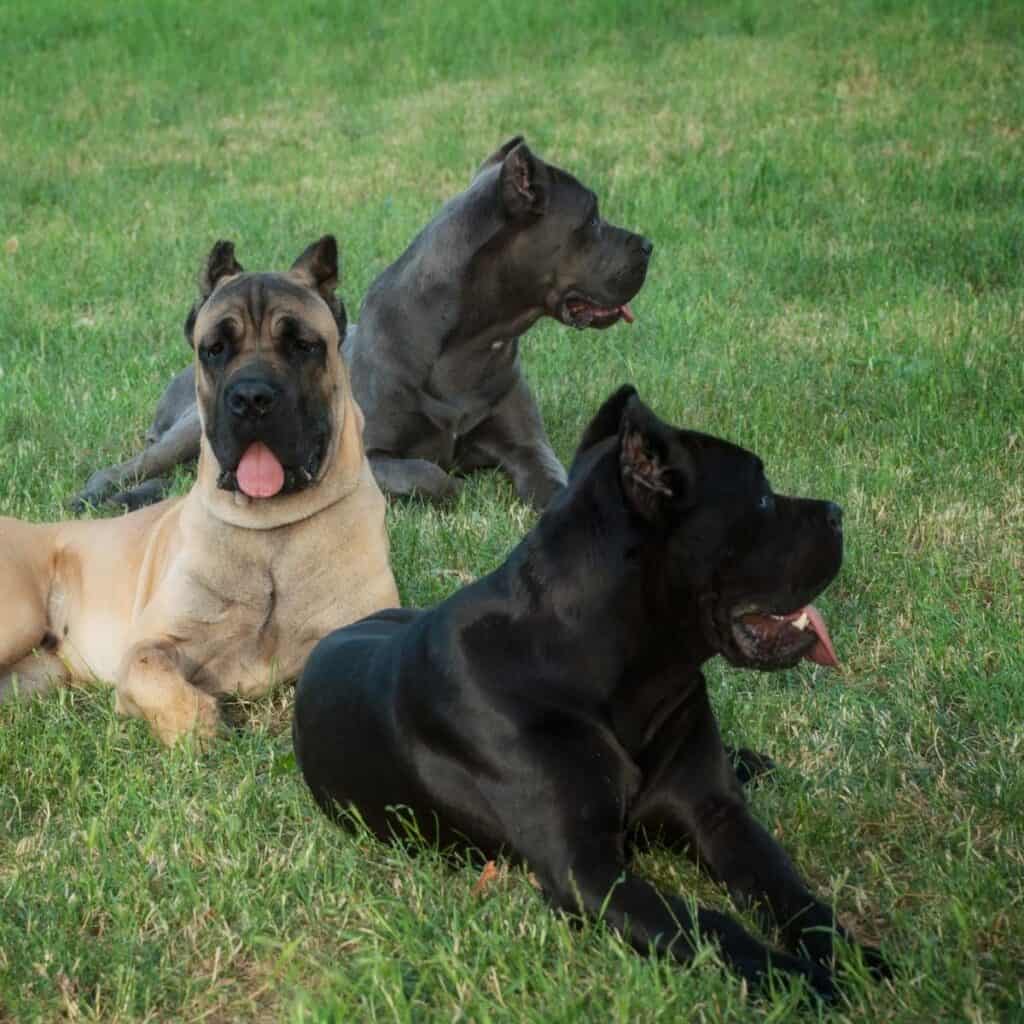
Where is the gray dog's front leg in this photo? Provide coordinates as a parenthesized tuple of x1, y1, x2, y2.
(70, 406, 201, 512)
(457, 378, 567, 510)
(368, 453, 464, 504)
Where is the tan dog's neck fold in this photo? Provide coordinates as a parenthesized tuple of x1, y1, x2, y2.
(195, 372, 366, 531)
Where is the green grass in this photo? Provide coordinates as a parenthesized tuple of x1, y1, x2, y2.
(2, 0, 1023, 1019)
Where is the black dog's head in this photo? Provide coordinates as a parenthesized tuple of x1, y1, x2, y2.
(571, 386, 843, 671)
(475, 136, 652, 329)
(184, 236, 348, 500)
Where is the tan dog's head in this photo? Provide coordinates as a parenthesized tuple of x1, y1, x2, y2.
(184, 237, 351, 508)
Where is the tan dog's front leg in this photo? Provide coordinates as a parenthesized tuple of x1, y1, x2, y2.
(116, 641, 220, 747)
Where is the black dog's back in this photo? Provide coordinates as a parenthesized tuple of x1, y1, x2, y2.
(295, 603, 514, 854)
(294, 608, 418, 824)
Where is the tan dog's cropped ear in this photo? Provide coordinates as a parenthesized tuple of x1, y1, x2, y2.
(474, 135, 525, 179)
(500, 140, 547, 219)
(291, 235, 347, 345)
(290, 235, 339, 303)
(199, 240, 244, 299)
(184, 240, 243, 347)
(618, 396, 695, 524)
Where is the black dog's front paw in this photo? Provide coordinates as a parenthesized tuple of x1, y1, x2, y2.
(733, 951, 838, 1004)
(728, 746, 777, 786)
(800, 932, 891, 985)
(848, 942, 891, 982)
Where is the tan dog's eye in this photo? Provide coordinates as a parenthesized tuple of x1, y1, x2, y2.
(290, 335, 325, 356)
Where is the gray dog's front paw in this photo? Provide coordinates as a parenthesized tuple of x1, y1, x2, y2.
(68, 470, 119, 513)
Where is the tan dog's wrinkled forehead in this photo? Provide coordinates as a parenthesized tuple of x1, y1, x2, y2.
(185, 235, 345, 358)
(193, 271, 342, 353)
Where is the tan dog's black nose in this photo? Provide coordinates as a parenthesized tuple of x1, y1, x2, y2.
(227, 379, 279, 419)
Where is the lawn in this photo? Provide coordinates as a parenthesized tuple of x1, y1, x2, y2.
(1, 0, 1022, 1020)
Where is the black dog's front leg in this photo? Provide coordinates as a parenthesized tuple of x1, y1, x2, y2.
(534, 839, 837, 1000)
(635, 692, 887, 977)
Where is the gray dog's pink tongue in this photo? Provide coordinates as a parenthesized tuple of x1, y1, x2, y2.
(620, 303, 635, 324)
(236, 442, 285, 498)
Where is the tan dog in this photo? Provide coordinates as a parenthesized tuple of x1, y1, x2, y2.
(0, 236, 398, 745)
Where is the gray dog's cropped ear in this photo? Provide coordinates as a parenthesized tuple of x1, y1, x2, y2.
(618, 396, 695, 523)
(184, 240, 244, 347)
(500, 140, 547, 218)
(290, 235, 340, 302)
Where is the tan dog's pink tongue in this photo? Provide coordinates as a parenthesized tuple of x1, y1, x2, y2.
(235, 442, 285, 499)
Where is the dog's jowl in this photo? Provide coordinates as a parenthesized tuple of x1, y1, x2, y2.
(0, 236, 398, 746)
(294, 385, 887, 999)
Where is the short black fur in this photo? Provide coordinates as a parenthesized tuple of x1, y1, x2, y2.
(294, 387, 888, 1000)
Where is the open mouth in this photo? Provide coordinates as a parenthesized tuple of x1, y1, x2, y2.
(560, 293, 636, 330)
(217, 435, 327, 499)
(730, 605, 839, 669)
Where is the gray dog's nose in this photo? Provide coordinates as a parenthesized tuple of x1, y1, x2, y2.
(227, 379, 278, 419)
(638, 237, 654, 260)
(825, 502, 843, 533)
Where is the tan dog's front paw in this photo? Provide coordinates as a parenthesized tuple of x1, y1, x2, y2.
(151, 688, 221, 749)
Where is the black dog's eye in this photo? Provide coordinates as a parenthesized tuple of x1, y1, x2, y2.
(757, 494, 775, 513)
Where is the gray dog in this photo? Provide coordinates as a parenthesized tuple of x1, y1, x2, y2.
(71, 138, 652, 512)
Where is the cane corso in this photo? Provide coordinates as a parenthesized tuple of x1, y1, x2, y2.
(70, 137, 651, 513)
(1, 236, 398, 746)
(293, 386, 887, 999)
(346, 136, 652, 508)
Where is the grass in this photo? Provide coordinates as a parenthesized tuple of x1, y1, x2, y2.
(1, 0, 1022, 1019)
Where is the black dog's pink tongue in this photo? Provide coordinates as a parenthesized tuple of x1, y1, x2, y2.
(236, 442, 285, 499)
(782, 605, 839, 668)
(620, 303, 635, 324)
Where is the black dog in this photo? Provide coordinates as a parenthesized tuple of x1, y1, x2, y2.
(293, 386, 886, 999)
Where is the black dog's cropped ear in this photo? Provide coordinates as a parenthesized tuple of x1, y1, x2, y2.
(571, 385, 638, 468)
(500, 140, 547, 218)
(619, 396, 695, 523)
(199, 240, 244, 299)
(475, 134, 525, 178)
(290, 235, 340, 302)
(184, 240, 244, 347)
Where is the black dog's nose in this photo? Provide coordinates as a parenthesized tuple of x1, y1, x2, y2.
(638, 237, 654, 260)
(226, 379, 279, 419)
(825, 502, 843, 533)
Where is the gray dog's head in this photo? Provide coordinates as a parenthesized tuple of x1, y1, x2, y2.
(474, 136, 653, 329)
